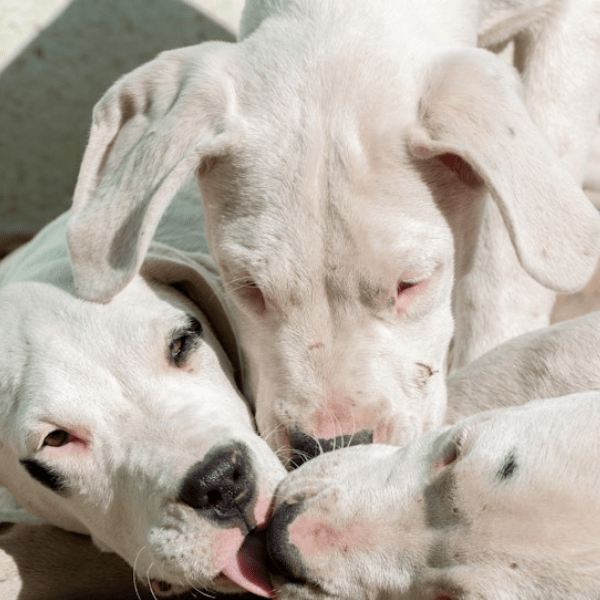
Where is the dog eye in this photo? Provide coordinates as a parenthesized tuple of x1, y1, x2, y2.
(394, 277, 428, 313)
(169, 316, 203, 367)
(234, 279, 266, 314)
(398, 279, 419, 294)
(43, 430, 72, 448)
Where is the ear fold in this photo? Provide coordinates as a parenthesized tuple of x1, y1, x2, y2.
(67, 42, 240, 302)
(408, 49, 600, 294)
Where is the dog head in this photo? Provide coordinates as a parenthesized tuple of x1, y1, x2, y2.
(266, 392, 600, 600)
(65, 34, 600, 462)
(0, 216, 285, 597)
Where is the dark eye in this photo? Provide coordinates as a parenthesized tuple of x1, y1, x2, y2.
(43, 430, 72, 448)
(397, 279, 419, 294)
(169, 316, 203, 367)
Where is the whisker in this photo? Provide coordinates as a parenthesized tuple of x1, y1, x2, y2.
(146, 562, 158, 600)
(133, 546, 147, 600)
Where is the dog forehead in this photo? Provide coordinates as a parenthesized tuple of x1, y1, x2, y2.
(0, 279, 208, 424)
(0, 277, 182, 357)
(206, 129, 450, 300)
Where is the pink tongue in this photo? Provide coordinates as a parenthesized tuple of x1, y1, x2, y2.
(221, 533, 275, 598)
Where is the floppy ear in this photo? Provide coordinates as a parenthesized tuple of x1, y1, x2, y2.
(408, 49, 600, 294)
(67, 42, 240, 302)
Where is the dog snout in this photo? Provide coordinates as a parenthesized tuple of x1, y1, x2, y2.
(178, 442, 256, 529)
(266, 499, 309, 583)
(289, 429, 373, 468)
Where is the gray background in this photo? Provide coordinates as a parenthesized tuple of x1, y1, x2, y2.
(0, 0, 243, 237)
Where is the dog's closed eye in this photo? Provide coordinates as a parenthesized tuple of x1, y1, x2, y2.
(394, 277, 429, 313)
(169, 316, 204, 367)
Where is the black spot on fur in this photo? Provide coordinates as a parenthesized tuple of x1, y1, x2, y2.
(497, 452, 518, 481)
(20, 459, 70, 496)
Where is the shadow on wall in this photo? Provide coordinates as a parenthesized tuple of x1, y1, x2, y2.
(0, 0, 235, 236)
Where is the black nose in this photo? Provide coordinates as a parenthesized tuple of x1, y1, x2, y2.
(178, 442, 256, 530)
(289, 429, 373, 468)
(266, 500, 308, 582)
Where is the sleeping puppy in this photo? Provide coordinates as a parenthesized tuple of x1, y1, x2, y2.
(65, 0, 600, 463)
(0, 179, 284, 598)
(266, 392, 600, 600)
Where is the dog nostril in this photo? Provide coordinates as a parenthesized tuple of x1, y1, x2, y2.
(289, 429, 374, 468)
(178, 442, 254, 525)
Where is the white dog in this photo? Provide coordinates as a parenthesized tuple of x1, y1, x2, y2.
(446, 309, 600, 421)
(266, 391, 600, 599)
(0, 180, 284, 598)
(65, 0, 600, 462)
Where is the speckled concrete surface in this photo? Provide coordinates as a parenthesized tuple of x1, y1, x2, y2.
(0, 0, 243, 236)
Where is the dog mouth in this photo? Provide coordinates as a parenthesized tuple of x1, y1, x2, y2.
(148, 529, 275, 598)
(219, 528, 275, 597)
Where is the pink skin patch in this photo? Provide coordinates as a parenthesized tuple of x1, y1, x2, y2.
(289, 513, 373, 560)
(310, 399, 377, 441)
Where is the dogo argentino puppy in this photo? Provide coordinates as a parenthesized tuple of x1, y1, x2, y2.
(0, 179, 284, 598)
(446, 309, 600, 422)
(267, 392, 600, 600)
(65, 0, 600, 463)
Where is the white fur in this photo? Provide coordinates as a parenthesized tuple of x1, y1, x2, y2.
(267, 392, 600, 599)
(446, 309, 600, 421)
(65, 0, 600, 455)
(0, 182, 285, 598)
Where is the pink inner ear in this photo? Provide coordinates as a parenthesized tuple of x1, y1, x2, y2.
(437, 153, 482, 188)
(198, 156, 219, 177)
